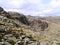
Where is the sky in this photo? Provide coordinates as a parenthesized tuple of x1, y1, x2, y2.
(0, 0, 60, 16)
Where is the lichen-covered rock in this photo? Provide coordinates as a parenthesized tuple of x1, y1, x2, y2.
(8, 11, 30, 25)
(30, 19, 48, 32)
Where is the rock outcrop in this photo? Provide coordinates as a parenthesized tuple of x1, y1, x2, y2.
(0, 7, 48, 32)
(0, 7, 49, 45)
(8, 12, 30, 25)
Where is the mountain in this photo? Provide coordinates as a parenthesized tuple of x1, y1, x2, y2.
(0, 7, 60, 45)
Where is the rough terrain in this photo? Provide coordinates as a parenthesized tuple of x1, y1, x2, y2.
(0, 7, 60, 45)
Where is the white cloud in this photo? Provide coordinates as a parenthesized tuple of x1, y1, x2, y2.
(50, 0, 60, 8)
(9, 0, 20, 7)
(7, 0, 26, 8)
(0, 0, 60, 16)
(42, 9, 53, 13)
(5, 9, 20, 12)
(26, 0, 41, 4)
(0, 0, 2, 3)
(39, 15, 46, 17)
(6, 0, 42, 9)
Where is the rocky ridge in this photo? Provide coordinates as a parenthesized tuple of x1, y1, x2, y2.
(0, 7, 60, 45)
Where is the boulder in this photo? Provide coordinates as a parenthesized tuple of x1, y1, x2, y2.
(40, 21, 48, 31)
(8, 12, 30, 25)
(30, 19, 48, 31)
(0, 7, 4, 12)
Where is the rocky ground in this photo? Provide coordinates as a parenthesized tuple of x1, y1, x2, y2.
(0, 7, 60, 45)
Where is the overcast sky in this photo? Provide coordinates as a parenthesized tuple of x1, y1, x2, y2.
(0, 0, 60, 16)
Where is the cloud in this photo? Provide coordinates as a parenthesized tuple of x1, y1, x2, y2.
(49, 0, 60, 8)
(5, 9, 20, 12)
(7, 0, 26, 8)
(8, 0, 21, 7)
(0, 0, 60, 16)
(42, 9, 53, 13)
(0, 0, 1, 3)
(26, 0, 41, 4)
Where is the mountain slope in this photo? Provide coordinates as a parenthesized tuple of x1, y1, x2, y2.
(0, 7, 60, 45)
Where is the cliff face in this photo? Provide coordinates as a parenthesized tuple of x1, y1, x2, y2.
(0, 7, 60, 45)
